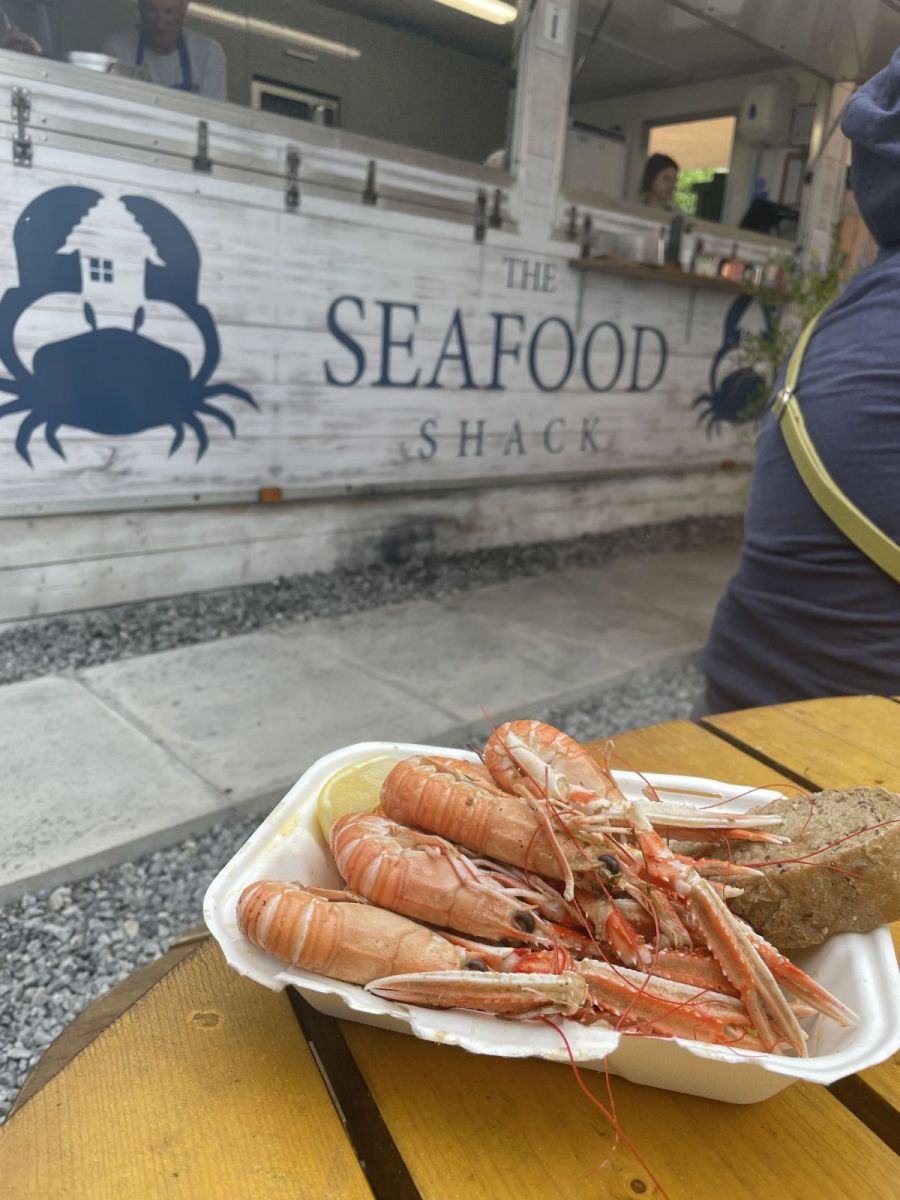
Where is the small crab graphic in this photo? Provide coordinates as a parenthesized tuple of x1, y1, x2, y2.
(693, 295, 773, 436)
(0, 187, 257, 467)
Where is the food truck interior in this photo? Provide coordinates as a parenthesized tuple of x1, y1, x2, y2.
(7, 0, 900, 248)
(3, 2, 897, 253)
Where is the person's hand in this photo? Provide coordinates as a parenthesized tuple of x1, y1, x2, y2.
(0, 19, 42, 56)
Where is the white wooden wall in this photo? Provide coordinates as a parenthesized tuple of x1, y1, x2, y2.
(0, 40, 758, 620)
(0, 468, 750, 623)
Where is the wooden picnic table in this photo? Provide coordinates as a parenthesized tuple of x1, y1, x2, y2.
(2, 695, 899, 1199)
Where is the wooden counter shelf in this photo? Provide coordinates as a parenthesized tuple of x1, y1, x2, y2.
(569, 255, 749, 293)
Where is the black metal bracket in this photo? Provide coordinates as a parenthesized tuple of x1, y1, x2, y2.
(566, 205, 579, 239)
(363, 159, 378, 206)
(474, 190, 488, 243)
(489, 187, 503, 229)
(193, 120, 212, 173)
(285, 147, 300, 211)
(12, 87, 32, 167)
(580, 213, 593, 258)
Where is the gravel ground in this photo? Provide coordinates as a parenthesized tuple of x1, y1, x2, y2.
(0, 514, 739, 685)
(0, 657, 703, 1121)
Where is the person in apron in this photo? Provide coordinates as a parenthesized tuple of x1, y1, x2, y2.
(696, 48, 900, 715)
(103, 1, 226, 101)
(137, 26, 193, 92)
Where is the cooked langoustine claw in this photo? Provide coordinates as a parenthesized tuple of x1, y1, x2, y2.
(330, 810, 556, 945)
(236, 880, 513, 985)
(628, 811, 809, 1055)
(367, 958, 776, 1053)
(740, 919, 859, 1028)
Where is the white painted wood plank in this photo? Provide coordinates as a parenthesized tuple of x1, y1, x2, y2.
(0, 468, 748, 621)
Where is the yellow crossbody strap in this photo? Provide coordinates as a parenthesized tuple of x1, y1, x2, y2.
(772, 309, 900, 584)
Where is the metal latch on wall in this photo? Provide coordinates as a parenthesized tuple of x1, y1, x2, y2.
(285, 147, 300, 211)
(474, 190, 488, 243)
(11, 87, 31, 167)
(580, 214, 593, 258)
(489, 188, 503, 230)
(362, 160, 378, 206)
(193, 120, 212, 172)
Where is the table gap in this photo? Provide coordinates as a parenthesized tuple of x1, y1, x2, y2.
(287, 988, 422, 1200)
(696, 718, 821, 790)
(827, 1077, 900, 1156)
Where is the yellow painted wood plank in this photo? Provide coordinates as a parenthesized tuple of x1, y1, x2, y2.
(703, 696, 900, 790)
(586, 718, 799, 791)
(341, 720, 900, 1200)
(343, 1019, 900, 1200)
(0, 940, 373, 1200)
(11, 931, 206, 1115)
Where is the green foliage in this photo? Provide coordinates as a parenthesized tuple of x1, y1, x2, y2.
(736, 227, 848, 424)
(672, 167, 720, 216)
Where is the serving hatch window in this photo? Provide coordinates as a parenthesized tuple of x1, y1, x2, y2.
(44, 1, 517, 167)
(565, 0, 824, 241)
(646, 116, 736, 221)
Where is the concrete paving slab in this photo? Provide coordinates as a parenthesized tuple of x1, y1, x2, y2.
(440, 574, 705, 677)
(0, 676, 222, 901)
(1, 544, 740, 901)
(277, 599, 631, 724)
(81, 629, 461, 805)
(588, 549, 737, 620)
(671, 545, 741, 583)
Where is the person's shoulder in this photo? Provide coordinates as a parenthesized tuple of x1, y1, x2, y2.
(102, 26, 138, 58)
(183, 28, 225, 64)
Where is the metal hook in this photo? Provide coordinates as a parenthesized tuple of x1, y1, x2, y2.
(489, 188, 503, 229)
(580, 214, 593, 259)
(363, 159, 378, 206)
(474, 190, 488, 243)
(285, 147, 300, 211)
(11, 87, 32, 167)
(193, 120, 212, 173)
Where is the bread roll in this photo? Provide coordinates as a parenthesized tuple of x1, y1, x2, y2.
(726, 786, 900, 951)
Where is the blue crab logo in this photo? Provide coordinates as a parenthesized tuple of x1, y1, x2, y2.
(693, 294, 774, 435)
(0, 186, 257, 466)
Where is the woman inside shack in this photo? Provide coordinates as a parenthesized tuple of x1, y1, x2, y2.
(104, 0, 226, 100)
(639, 152, 679, 210)
(696, 48, 900, 716)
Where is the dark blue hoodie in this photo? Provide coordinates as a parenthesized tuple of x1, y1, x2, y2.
(700, 54, 900, 712)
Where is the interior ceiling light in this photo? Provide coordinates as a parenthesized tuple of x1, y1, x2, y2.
(191, 4, 362, 60)
(432, 0, 518, 25)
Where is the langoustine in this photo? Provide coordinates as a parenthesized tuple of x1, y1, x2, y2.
(329, 810, 592, 952)
(237, 720, 858, 1056)
(236, 880, 518, 983)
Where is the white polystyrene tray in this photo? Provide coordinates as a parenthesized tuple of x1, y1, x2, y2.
(204, 741, 900, 1104)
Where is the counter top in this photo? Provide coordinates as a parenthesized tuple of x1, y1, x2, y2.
(569, 256, 749, 293)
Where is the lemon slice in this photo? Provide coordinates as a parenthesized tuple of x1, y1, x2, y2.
(316, 754, 404, 841)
